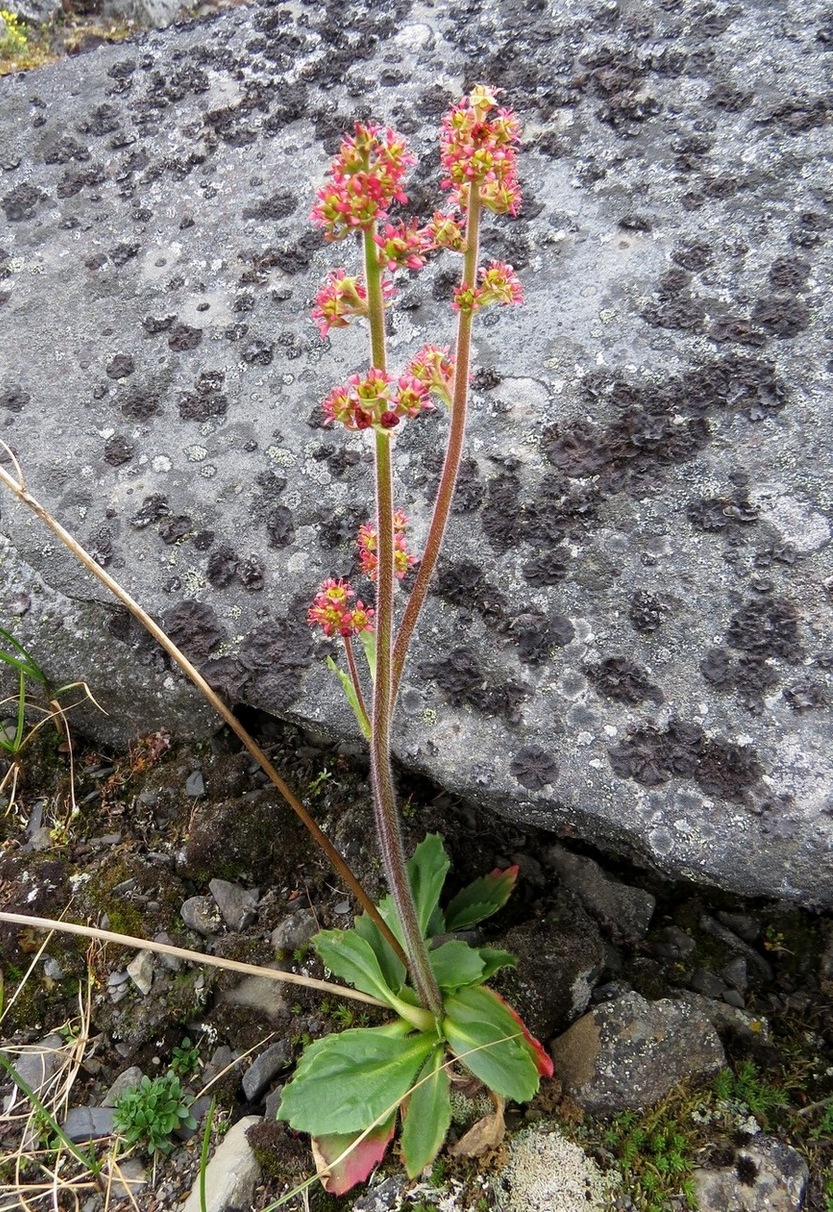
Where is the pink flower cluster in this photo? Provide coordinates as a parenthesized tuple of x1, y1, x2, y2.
(322, 368, 433, 432)
(357, 511, 417, 581)
(440, 84, 522, 216)
(312, 122, 414, 242)
(307, 578, 374, 638)
(452, 260, 525, 314)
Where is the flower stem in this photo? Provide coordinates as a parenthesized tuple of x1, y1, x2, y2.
(391, 187, 482, 698)
(364, 229, 444, 1018)
(343, 636, 369, 733)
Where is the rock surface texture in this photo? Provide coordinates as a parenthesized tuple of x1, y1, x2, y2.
(0, 0, 831, 905)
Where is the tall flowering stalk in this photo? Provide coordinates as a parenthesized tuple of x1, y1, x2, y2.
(307, 87, 524, 1019)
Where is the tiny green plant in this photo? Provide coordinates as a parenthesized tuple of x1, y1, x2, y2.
(112, 1072, 197, 1157)
(713, 1059, 788, 1125)
(170, 1036, 201, 1080)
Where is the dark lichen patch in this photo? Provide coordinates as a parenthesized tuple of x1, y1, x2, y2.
(521, 545, 572, 587)
(585, 656, 663, 706)
(435, 560, 508, 628)
(608, 717, 762, 802)
(236, 554, 265, 592)
(481, 472, 522, 552)
(726, 598, 803, 662)
(206, 545, 239, 588)
(629, 590, 666, 633)
(419, 646, 529, 722)
(120, 386, 163, 419)
(265, 505, 294, 549)
(0, 385, 30, 413)
(238, 610, 313, 712)
(782, 680, 827, 712)
(510, 744, 559, 791)
(768, 256, 811, 292)
(168, 324, 203, 351)
(700, 649, 780, 711)
(158, 515, 193, 545)
(2, 183, 48, 221)
(163, 601, 226, 663)
(131, 492, 170, 529)
(511, 609, 573, 666)
(242, 190, 298, 221)
(106, 353, 135, 380)
(103, 434, 135, 465)
(687, 490, 759, 533)
(750, 295, 811, 338)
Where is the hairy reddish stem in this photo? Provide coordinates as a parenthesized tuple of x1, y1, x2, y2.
(391, 188, 482, 698)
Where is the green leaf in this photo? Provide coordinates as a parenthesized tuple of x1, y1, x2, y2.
(358, 627, 376, 681)
(313, 929, 401, 1009)
(277, 1027, 435, 1136)
(428, 940, 485, 990)
(326, 656, 370, 740)
(406, 834, 451, 938)
(476, 947, 517, 982)
(353, 912, 406, 994)
(0, 628, 46, 684)
(400, 1049, 451, 1178)
(442, 985, 540, 1104)
(443, 866, 518, 931)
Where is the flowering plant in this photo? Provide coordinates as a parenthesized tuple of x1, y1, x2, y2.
(277, 87, 551, 1193)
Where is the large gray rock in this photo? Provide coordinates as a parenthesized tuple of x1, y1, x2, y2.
(0, 0, 831, 906)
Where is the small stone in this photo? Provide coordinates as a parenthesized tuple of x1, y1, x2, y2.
(102, 1066, 144, 1106)
(242, 1041, 290, 1102)
(180, 1115, 262, 1212)
(185, 770, 205, 797)
(722, 989, 746, 1009)
(678, 991, 771, 1044)
(545, 846, 656, 941)
(2, 1034, 63, 1112)
(270, 908, 317, 953)
(61, 1105, 116, 1143)
(103, 1157, 147, 1200)
(126, 950, 154, 995)
(209, 879, 259, 930)
(263, 1086, 283, 1122)
(333, 899, 351, 915)
(153, 931, 182, 971)
(181, 895, 223, 937)
(722, 957, 748, 990)
(689, 968, 726, 999)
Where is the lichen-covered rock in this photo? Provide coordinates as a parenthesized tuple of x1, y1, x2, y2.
(694, 1136, 809, 1212)
(550, 991, 725, 1113)
(0, 0, 831, 907)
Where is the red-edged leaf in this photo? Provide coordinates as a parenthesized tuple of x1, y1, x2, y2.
(443, 866, 519, 931)
(485, 987, 554, 1079)
(311, 1112, 396, 1195)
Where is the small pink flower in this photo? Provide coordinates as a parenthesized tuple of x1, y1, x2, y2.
(308, 578, 375, 638)
(427, 210, 467, 252)
(374, 219, 433, 272)
(320, 366, 433, 432)
(477, 260, 524, 306)
(311, 269, 369, 339)
(405, 344, 456, 407)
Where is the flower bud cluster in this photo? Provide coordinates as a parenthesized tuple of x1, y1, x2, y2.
(322, 368, 433, 432)
(452, 260, 525, 315)
(307, 578, 374, 638)
(357, 511, 417, 581)
(312, 122, 414, 242)
(440, 84, 522, 216)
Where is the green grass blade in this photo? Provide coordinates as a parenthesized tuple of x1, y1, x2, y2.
(199, 1096, 215, 1212)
